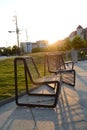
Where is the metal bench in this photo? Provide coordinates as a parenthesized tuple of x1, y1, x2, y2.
(14, 56, 61, 108)
(44, 53, 76, 87)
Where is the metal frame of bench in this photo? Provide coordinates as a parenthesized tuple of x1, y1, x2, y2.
(14, 56, 61, 108)
(44, 53, 76, 87)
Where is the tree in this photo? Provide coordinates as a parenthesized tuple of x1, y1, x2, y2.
(0, 49, 2, 56)
(71, 36, 85, 49)
(84, 40, 87, 48)
(63, 38, 71, 50)
(3, 46, 12, 56)
(12, 45, 19, 55)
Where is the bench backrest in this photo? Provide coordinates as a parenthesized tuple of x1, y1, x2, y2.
(45, 54, 66, 74)
(24, 57, 41, 83)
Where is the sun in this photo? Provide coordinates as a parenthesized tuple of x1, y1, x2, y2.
(47, 32, 59, 45)
(48, 38, 57, 45)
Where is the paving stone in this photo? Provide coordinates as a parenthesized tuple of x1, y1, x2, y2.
(58, 121, 87, 130)
(31, 107, 59, 130)
(0, 61, 87, 130)
(0, 103, 35, 130)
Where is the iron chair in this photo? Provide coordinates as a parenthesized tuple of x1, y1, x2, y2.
(44, 53, 76, 87)
(14, 56, 61, 108)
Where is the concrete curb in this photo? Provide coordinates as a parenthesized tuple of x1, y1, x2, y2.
(0, 92, 26, 107)
(0, 85, 40, 107)
(0, 96, 15, 107)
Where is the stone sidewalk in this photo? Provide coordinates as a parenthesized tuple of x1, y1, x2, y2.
(0, 60, 87, 130)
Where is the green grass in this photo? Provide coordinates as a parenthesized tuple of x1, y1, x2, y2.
(0, 52, 48, 101)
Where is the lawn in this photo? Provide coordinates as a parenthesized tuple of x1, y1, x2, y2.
(0, 52, 48, 101)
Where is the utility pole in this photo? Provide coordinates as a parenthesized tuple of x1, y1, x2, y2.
(8, 14, 20, 55)
(14, 15, 19, 48)
(25, 29, 28, 41)
(13, 14, 20, 55)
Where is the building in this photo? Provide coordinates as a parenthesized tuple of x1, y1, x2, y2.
(35, 40, 48, 48)
(69, 25, 87, 41)
(20, 42, 32, 53)
(20, 40, 48, 53)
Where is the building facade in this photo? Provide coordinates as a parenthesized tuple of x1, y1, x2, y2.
(20, 40, 48, 53)
(20, 42, 32, 53)
(69, 25, 87, 41)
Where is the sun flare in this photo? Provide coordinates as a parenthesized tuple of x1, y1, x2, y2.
(48, 38, 57, 45)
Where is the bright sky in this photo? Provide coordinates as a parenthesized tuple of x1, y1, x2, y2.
(0, 0, 87, 47)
